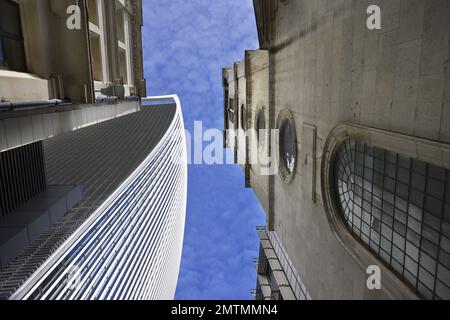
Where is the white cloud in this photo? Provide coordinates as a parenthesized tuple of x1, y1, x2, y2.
(142, 1, 264, 300)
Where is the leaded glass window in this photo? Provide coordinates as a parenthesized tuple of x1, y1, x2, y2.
(334, 138, 450, 299)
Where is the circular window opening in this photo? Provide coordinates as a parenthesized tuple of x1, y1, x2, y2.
(240, 104, 246, 130)
(277, 111, 297, 183)
(256, 108, 266, 148)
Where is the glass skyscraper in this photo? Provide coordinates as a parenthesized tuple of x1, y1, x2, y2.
(0, 0, 188, 300)
(0, 98, 188, 300)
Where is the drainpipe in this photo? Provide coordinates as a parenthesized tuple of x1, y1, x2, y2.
(0, 99, 72, 112)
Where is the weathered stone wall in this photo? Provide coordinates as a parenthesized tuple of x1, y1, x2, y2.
(256, 0, 449, 299)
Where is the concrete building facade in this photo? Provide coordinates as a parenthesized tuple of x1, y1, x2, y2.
(1, 0, 146, 154)
(224, 0, 450, 300)
(0, 0, 145, 104)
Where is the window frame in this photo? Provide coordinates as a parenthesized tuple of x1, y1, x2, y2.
(334, 137, 450, 299)
(115, 0, 133, 87)
(240, 103, 246, 131)
(255, 107, 266, 149)
(0, 0, 26, 72)
(88, 0, 108, 84)
(322, 123, 450, 299)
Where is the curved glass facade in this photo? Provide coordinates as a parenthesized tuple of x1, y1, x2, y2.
(334, 138, 450, 299)
(3, 101, 187, 300)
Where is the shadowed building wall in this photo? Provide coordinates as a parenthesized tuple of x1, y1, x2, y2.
(224, 0, 450, 300)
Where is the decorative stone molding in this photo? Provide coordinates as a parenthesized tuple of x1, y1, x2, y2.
(319, 122, 444, 299)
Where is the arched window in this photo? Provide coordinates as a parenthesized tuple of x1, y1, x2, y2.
(240, 104, 246, 130)
(277, 110, 297, 183)
(228, 98, 235, 125)
(334, 138, 450, 299)
(256, 108, 266, 148)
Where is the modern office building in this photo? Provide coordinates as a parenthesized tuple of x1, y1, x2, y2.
(0, 0, 187, 300)
(224, 0, 450, 300)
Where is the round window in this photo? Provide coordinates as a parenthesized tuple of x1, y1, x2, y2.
(256, 108, 266, 147)
(277, 111, 297, 182)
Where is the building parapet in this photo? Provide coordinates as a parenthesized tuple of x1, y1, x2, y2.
(0, 100, 140, 153)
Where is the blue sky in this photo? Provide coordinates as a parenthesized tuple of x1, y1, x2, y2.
(141, 1, 266, 300)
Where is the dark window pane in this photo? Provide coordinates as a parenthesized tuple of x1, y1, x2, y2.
(280, 119, 296, 174)
(439, 250, 450, 269)
(446, 183, 450, 203)
(427, 179, 445, 199)
(386, 151, 397, 164)
(0, 38, 4, 66)
(419, 268, 435, 292)
(384, 177, 396, 192)
(374, 147, 384, 159)
(241, 104, 246, 130)
(412, 173, 426, 191)
(410, 189, 424, 207)
(407, 230, 421, 247)
(398, 155, 411, 169)
(398, 167, 410, 184)
(429, 165, 446, 182)
(409, 203, 423, 221)
(256, 109, 265, 147)
(397, 182, 409, 199)
(0, 0, 22, 36)
(1, 37, 26, 72)
(444, 204, 450, 224)
(0, 0, 26, 72)
(413, 160, 427, 175)
(421, 238, 439, 258)
(420, 252, 437, 273)
(387, 164, 397, 178)
(406, 240, 420, 260)
(356, 151, 364, 164)
(407, 217, 421, 234)
(435, 280, 450, 300)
